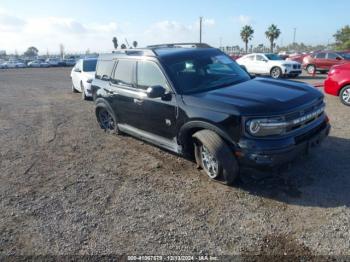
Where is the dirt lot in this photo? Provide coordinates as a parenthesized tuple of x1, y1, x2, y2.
(0, 68, 350, 257)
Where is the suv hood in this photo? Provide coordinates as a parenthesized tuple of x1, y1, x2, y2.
(182, 78, 323, 116)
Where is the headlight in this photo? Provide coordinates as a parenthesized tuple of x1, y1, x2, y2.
(246, 117, 287, 137)
(282, 64, 292, 68)
(87, 78, 93, 84)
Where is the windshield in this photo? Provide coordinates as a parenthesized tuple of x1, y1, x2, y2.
(83, 59, 97, 72)
(265, 54, 283, 60)
(164, 53, 250, 94)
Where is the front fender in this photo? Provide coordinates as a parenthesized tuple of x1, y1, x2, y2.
(178, 120, 237, 149)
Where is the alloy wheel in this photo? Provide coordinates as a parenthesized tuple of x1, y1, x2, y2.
(98, 110, 115, 130)
(341, 87, 350, 105)
(307, 65, 316, 75)
(271, 67, 281, 79)
(200, 145, 219, 179)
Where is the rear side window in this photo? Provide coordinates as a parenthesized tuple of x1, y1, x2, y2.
(245, 55, 254, 61)
(83, 59, 97, 72)
(96, 60, 115, 80)
(137, 61, 168, 90)
(315, 53, 326, 59)
(112, 60, 135, 86)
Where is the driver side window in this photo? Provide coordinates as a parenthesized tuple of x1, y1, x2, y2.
(137, 61, 168, 90)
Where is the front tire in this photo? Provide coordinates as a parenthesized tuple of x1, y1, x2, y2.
(306, 64, 316, 75)
(270, 67, 282, 79)
(193, 130, 239, 185)
(340, 85, 350, 106)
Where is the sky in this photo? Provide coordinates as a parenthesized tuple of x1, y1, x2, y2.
(0, 0, 348, 54)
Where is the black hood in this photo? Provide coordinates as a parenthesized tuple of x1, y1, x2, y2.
(182, 78, 324, 116)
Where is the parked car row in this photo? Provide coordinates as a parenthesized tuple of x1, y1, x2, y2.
(70, 43, 331, 185)
(0, 58, 78, 69)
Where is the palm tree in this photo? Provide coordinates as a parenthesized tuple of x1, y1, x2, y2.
(240, 25, 254, 53)
(112, 37, 118, 49)
(265, 24, 281, 52)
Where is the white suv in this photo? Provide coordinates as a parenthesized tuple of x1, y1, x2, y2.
(71, 58, 97, 100)
(236, 53, 302, 79)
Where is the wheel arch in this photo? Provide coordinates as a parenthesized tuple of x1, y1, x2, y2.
(178, 120, 237, 157)
(338, 83, 350, 96)
(94, 98, 116, 120)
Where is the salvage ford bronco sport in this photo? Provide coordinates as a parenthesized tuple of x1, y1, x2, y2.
(91, 43, 330, 185)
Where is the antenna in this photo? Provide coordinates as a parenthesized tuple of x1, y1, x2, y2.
(125, 38, 130, 48)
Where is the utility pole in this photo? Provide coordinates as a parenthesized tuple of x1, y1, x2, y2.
(293, 28, 296, 44)
(199, 16, 203, 43)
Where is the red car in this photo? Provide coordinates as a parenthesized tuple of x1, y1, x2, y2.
(324, 63, 350, 106)
(286, 53, 309, 64)
(303, 51, 350, 74)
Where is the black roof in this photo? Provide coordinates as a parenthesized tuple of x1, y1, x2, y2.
(99, 43, 215, 60)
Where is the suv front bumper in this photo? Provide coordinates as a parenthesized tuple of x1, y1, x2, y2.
(237, 121, 330, 169)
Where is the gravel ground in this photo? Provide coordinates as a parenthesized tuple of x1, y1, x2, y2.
(0, 68, 349, 258)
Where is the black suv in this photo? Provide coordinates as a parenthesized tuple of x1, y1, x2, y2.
(91, 43, 330, 185)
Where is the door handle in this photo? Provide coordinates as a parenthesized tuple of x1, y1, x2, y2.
(133, 98, 143, 105)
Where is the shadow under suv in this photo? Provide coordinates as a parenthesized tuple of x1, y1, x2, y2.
(91, 43, 330, 185)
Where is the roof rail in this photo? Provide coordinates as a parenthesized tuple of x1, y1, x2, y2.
(112, 49, 156, 56)
(147, 43, 212, 49)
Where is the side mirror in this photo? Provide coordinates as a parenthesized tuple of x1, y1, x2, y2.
(146, 85, 166, 98)
(74, 67, 81, 73)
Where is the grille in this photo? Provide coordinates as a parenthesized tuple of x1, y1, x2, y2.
(284, 100, 325, 133)
(293, 64, 301, 69)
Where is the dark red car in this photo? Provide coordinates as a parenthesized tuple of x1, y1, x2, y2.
(324, 62, 350, 106)
(303, 51, 350, 74)
(286, 53, 309, 64)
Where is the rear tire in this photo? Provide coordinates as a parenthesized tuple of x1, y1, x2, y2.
(72, 83, 78, 93)
(81, 82, 87, 100)
(340, 85, 350, 106)
(193, 130, 239, 185)
(95, 104, 121, 135)
(270, 67, 282, 79)
(306, 64, 316, 75)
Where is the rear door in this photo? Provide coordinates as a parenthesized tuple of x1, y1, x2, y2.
(241, 55, 255, 73)
(108, 59, 140, 126)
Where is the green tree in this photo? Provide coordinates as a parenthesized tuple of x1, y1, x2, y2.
(120, 44, 127, 49)
(24, 46, 39, 57)
(240, 25, 254, 53)
(333, 25, 350, 50)
(112, 37, 118, 49)
(133, 41, 138, 48)
(265, 24, 281, 53)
